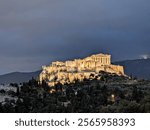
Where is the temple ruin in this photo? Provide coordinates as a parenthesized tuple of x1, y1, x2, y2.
(39, 53, 124, 86)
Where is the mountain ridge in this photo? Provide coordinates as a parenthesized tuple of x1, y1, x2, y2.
(114, 58, 150, 79)
(0, 70, 41, 84)
(0, 58, 150, 84)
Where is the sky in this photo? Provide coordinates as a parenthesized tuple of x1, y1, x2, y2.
(0, 0, 150, 74)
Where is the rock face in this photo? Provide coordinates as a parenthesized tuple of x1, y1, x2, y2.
(39, 53, 124, 86)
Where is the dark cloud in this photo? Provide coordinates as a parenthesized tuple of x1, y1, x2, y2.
(0, 0, 150, 74)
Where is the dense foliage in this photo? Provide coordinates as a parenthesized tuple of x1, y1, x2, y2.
(0, 72, 150, 113)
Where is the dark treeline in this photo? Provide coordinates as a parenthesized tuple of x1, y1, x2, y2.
(0, 72, 150, 113)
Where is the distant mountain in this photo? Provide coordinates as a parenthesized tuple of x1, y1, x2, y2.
(0, 58, 150, 84)
(0, 70, 41, 84)
(114, 58, 150, 79)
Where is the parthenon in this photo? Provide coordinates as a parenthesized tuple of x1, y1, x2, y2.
(39, 53, 124, 86)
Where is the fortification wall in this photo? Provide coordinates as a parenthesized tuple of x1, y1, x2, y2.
(39, 53, 125, 86)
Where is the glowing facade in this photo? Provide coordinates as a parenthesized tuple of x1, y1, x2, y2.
(39, 53, 124, 86)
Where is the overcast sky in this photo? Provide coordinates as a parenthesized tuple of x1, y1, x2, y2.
(0, 0, 150, 74)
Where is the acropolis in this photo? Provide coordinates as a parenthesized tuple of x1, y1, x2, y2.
(39, 53, 124, 86)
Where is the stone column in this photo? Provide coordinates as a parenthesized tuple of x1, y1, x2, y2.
(108, 57, 110, 64)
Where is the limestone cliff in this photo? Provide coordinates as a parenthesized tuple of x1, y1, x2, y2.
(39, 53, 124, 86)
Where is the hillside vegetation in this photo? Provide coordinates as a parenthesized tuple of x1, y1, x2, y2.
(0, 72, 150, 113)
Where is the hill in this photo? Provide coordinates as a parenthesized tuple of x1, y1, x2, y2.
(114, 58, 150, 79)
(0, 71, 41, 84)
(0, 72, 150, 113)
(0, 58, 150, 84)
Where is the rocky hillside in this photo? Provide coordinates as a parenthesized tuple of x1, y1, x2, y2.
(0, 72, 150, 113)
(0, 58, 150, 84)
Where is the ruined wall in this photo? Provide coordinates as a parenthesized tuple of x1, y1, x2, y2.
(39, 53, 125, 86)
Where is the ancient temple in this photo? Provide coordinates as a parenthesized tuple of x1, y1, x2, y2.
(39, 53, 124, 86)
